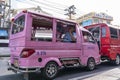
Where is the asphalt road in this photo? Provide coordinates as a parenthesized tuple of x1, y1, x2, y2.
(0, 57, 120, 80)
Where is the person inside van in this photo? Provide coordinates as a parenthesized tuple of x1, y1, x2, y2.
(63, 26, 76, 42)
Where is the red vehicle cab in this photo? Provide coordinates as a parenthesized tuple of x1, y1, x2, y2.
(85, 23, 120, 65)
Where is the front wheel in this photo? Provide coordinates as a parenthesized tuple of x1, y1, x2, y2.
(87, 58, 95, 71)
(42, 62, 58, 80)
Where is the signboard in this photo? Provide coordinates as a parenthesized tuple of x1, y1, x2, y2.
(82, 19, 92, 27)
(94, 13, 113, 20)
(0, 30, 8, 36)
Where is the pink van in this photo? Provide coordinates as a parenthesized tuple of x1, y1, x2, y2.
(8, 11, 100, 79)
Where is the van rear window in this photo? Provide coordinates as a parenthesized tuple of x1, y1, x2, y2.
(12, 15, 25, 34)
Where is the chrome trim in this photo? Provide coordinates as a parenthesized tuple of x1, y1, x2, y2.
(17, 66, 42, 68)
(8, 61, 41, 73)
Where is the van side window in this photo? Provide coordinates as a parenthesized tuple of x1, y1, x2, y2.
(31, 16, 53, 41)
(110, 27, 118, 38)
(82, 31, 95, 43)
(12, 15, 25, 34)
(56, 21, 76, 43)
(102, 27, 106, 37)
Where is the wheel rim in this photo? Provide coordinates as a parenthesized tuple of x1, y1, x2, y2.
(89, 60, 95, 70)
(116, 55, 120, 65)
(45, 63, 57, 78)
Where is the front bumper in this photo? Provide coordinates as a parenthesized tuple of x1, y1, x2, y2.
(8, 61, 41, 73)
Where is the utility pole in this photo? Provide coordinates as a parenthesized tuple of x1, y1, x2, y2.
(0, 0, 11, 28)
(0, 0, 11, 40)
(0, 1, 5, 28)
(6, 0, 11, 28)
(8, 0, 11, 23)
(64, 5, 76, 20)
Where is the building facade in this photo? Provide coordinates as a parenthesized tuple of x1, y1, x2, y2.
(77, 12, 113, 27)
(0, 0, 10, 47)
(0, 0, 10, 39)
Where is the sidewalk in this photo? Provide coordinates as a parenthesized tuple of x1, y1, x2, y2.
(0, 47, 10, 57)
(83, 68, 120, 80)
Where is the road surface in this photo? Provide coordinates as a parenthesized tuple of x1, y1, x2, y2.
(0, 57, 120, 80)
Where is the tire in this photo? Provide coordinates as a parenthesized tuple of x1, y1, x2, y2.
(87, 58, 95, 71)
(42, 62, 58, 80)
(113, 55, 120, 65)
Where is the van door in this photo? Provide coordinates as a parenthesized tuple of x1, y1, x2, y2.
(82, 31, 99, 64)
(55, 21, 82, 57)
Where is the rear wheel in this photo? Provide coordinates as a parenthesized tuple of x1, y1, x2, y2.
(87, 58, 95, 71)
(42, 62, 58, 80)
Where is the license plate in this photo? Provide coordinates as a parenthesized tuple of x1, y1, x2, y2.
(14, 59, 19, 67)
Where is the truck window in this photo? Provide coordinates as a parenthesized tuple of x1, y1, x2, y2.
(82, 31, 95, 43)
(12, 15, 25, 34)
(56, 21, 76, 43)
(31, 16, 53, 41)
(101, 27, 106, 37)
(119, 30, 120, 38)
(110, 27, 118, 38)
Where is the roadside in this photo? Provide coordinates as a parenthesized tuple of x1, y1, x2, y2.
(0, 47, 10, 57)
(68, 65, 120, 80)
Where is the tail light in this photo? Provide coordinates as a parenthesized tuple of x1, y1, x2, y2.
(20, 49, 35, 58)
(11, 18, 14, 22)
(22, 10, 27, 13)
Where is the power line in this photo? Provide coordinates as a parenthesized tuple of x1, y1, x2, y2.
(36, 0, 85, 18)
(16, 0, 66, 15)
(43, 0, 68, 8)
(28, 0, 66, 14)
(28, 0, 67, 14)
(41, 0, 86, 18)
(40, 0, 85, 17)
(14, 0, 35, 8)
(15, 0, 85, 19)
(30, 0, 65, 11)
(19, 0, 66, 13)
